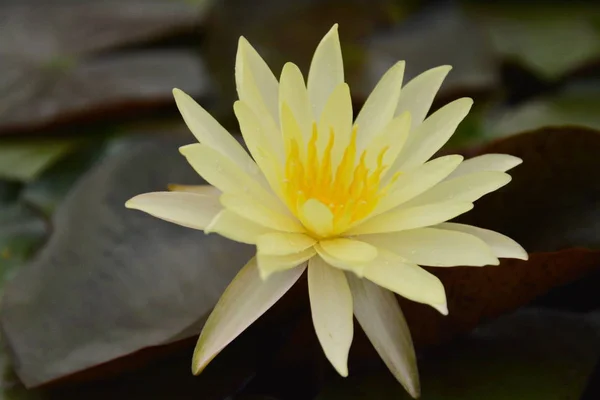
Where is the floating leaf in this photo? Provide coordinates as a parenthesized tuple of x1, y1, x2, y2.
(317, 309, 600, 399)
(0, 139, 78, 182)
(358, 3, 498, 102)
(467, 3, 600, 79)
(0, 135, 255, 387)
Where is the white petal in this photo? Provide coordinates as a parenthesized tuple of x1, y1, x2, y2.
(233, 101, 286, 196)
(220, 193, 304, 232)
(346, 275, 420, 398)
(363, 111, 411, 176)
(179, 143, 287, 215)
(172, 89, 262, 182)
(355, 61, 405, 149)
(308, 256, 353, 377)
(256, 232, 316, 255)
(363, 250, 447, 314)
(168, 184, 220, 196)
(192, 258, 305, 374)
(125, 191, 221, 230)
(235, 37, 280, 126)
(375, 155, 463, 217)
(206, 210, 273, 244)
(347, 202, 473, 235)
(307, 24, 344, 120)
(279, 62, 313, 145)
(257, 249, 315, 280)
(318, 83, 353, 169)
(403, 171, 511, 207)
(395, 65, 452, 130)
(394, 98, 473, 170)
(436, 223, 528, 260)
(447, 154, 523, 179)
(359, 227, 499, 267)
(235, 37, 282, 159)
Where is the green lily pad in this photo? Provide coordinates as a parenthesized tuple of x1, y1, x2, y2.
(317, 309, 600, 399)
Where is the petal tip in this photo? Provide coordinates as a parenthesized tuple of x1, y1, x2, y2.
(433, 302, 449, 315)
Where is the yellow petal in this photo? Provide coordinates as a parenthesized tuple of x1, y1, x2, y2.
(256, 232, 316, 255)
(307, 24, 344, 120)
(206, 210, 273, 244)
(308, 256, 353, 377)
(172, 89, 263, 183)
(375, 155, 463, 217)
(279, 62, 313, 145)
(168, 184, 220, 196)
(436, 223, 528, 260)
(355, 61, 405, 149)
(233, 100, 285, 196)
(318, 83, 353, 169)
(447, 154, 523, 179)
(363, 111, 411, 175)
(403, 171, 511, 207)
(179, 143, 287, 215)
(220, 193, 304, 233)
(314, 243, 367, 277)
(257, 248, 315, 280)
(346, 275, 420, 398)
(359, 227, 499, 267)
(363, 250, 447, 314)
(298, 199, 334, 238)
(192, 257, 305, 374)
(394, 65, 452, 130)
(235, 37, 282, 160)
(394, 98, 473, 170)
(347, 202, 473, 235)
(125, 191, 221, 230)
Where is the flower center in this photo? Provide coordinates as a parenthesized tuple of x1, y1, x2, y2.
(283, 123, 395, 236)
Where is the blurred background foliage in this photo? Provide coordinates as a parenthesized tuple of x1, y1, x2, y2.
(0, 0, 599, 399)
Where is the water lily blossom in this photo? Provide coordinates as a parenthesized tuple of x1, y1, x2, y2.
(126, 24, 527, 398)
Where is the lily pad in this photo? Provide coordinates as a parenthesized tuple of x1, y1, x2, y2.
(358, 3, 498, 101)
(0, 134, 254, 387)
(0, 50, 210, 133)
(316, 309, 600, 399)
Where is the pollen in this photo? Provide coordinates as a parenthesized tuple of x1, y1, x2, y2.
(283, 123, 397, 236)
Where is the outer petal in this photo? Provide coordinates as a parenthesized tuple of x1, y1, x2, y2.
(346, 202, 473, 235)
(235, 37, 282, 159)
(172, 89, 262, 182)
(307, 24, 344, 120)
(126, 191, 221, 230)
(363, 250, 448, 314)
(359, 228, 499, 267)
(446, 154, 523, 179)
(375, 155, 463, 217)
(346, 274, 420, 398)
(220, 193, 304, 233)
(235, 37, 279, 126)
(395, 65, 452, 131)
(436, 222, 528, 260)
(167, 184, 220, 195)
(192, 258, 306, 374)
(206, 210, 273, 244)
(355, 61, 405, 149)
(393, 98, 473, 171)
(308, 256, 353, 377)
(403, 171, 511, 207)
(318, 83, 353, 168)
(257, 248, 316, 280)
(257, 232, 316, 255)
(279, 62, 313, 145)
(179, 143, 288, 215)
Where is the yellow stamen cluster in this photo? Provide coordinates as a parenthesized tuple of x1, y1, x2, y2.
(284, 123, 394, 236)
